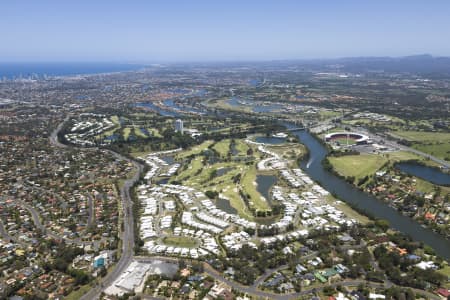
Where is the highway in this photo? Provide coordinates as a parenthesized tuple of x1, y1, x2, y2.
(48, 116, 442, 300)
(50, 115, 144, 300)
(347, 125, 450, 168)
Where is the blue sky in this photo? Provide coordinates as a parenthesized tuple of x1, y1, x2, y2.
(1, 0, 449, 62)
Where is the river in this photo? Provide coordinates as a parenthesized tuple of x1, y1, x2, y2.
(290, 128, 450, 260)
(395, 162, 450, 186)
(140, 103, 450, 260)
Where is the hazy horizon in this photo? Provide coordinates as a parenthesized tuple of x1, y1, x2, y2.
(2, 0, 450, 62)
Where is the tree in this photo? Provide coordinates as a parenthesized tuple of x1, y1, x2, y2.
(375, 219, 390, 231)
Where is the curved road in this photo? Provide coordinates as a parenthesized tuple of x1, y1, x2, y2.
(49, 116, 440, 300)
(50, 115, 144, 300)
(135, 256, 440, 300)
(348, 125, 450, 168)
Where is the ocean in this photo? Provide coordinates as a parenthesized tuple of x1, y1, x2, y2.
(0, 62, 144, 79)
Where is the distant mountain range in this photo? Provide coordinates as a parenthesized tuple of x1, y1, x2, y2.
(330, 54, 450, 76)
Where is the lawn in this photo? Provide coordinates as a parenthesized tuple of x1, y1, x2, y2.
(134, 127, 148, 138)
(331, 137, 356, 146)
(123, 127, 131, 140)
(110, 115, 120, 125)
(387, 151, 424, 162)
(329, 198, 370, 224)
(319, 127, 347, 138)
(328, 151, 432, 181)
(389, 131, 450, 161)
(175, 140, 213, 159)
(414, 177, 450, 194)
(147, 128, 162, 138)
(163, 236, 198, 248)
(175, 157, 204, 182)
(412, 143, 450, 161)
(438, 265, 450, 288)
(391, 130, 450, 142)
(65, 284, 92, 300)
(317, 109, 342, 120)
(212, 139, 231, 157)
(207, 98, 253, 113)
(241, 165, 271, 211)
(234, 139, 249, 155)
(328, 154, 387, 180)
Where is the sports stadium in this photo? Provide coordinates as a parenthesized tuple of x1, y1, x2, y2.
(324, 132, 370, 145)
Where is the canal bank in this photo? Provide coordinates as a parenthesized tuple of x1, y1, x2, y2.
(395, 162, 450, 186)
(136, 102, 450, 260)
(288, 127, 450, 261)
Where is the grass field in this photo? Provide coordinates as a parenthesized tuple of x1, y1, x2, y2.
(110, 115, 119, 125)
(325, 195, 370, 225)
(148, 128, 162, 138)
(234, 139, 249, 155)
(212, 139, 231, 157)
(413, 143, 450, 161)
(317, 110, 342, 120)
(207, 98, 253, 113)
(267, 143, 305, 162)
(123, 127, 131, 140)
(175, 140, 213, 159)
(328, 151, 432, 181)
(328, 154, 387, 181)
(163, 236, 198, 248)
(331, 137, 356, 146)
(177, 159, 255, 220)
(241, 165, 271, 211)
(437, 265, 450, 288)
(390, 131, 450, 161)
(386, 151, 423, 161)
(134, 127, 148, 138)
(391, 130, 450, 142)
(65, 284, 92, 300)
(319, 127, 347, 138)
(174, 140, 271, 218)
(175, 157, 204, 182)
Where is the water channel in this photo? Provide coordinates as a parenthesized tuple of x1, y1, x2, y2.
(290, 127, 450, 260)
(139, 101, 450, 259)
(395, 162, 450, 186)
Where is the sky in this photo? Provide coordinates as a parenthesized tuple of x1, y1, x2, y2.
(1, 0, 450, 62)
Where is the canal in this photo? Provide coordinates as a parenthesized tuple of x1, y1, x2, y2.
(290, 128, 450, 260)
(139, 102, 450, 260)
(395, 162, 450, 186)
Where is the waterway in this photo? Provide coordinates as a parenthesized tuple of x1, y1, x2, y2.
(216, 198, 237, 214)
(289, 127, 450, 260)
(256, 175, 278, 205)
(228, 97, 284, 113)
(395, 162, 450, 186)
(135, 102, 179, 117)
(255, 136, 286, 144)
(136, 101, 450, 259)
(163, 99, 205, 115)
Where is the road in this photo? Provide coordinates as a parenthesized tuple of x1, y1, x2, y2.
(80, 157, 143, 300)
(252, 251, 319, 288)
(87, 194, 94, 228)
(0, 219, 14, 242)
(48, 116, 441, 300)
(135, 256, 440, 300)
(347, 125, 450, 168)
(50, 115, 144, 300)
(49, 115, 70, 148)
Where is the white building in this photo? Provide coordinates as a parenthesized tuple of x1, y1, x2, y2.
(175, 119, 184, 134)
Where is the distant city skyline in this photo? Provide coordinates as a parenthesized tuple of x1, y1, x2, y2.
(1, 0, 450, 62)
